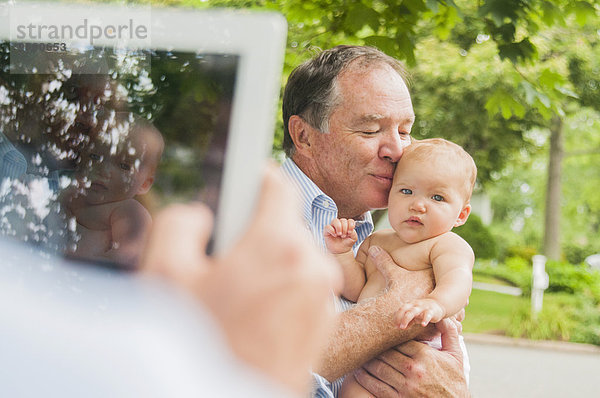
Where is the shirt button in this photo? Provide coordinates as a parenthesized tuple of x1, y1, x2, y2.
(322, 200, 330, 208)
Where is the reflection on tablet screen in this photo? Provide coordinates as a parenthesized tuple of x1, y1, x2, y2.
(0, 42, 238, 269)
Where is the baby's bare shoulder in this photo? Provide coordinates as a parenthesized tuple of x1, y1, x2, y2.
(432, 231, 472, 250)
(429, 232, 474, 263)
(112, 199, 150, 218)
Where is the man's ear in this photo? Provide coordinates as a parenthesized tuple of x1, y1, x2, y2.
(454, 204, 471, 227)
(288, 115, 313, 157)
(137, 175, 154, 195)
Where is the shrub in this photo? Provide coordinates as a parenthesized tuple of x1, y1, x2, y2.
(506, 293, 600, 346)
(569, 298, 600, 346)
(506, 299, 575, 341)
(474, 256, 532, 293)
(504, 246, 538, 262)
(545, 261, 600, 303)
(454, 213, 498, 259)
(563, 243, 600, 265)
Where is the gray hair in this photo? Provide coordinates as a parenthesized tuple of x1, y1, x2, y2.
(282, 45, 410, 157)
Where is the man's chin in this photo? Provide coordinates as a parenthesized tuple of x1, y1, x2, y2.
(365, 196, 389, 212)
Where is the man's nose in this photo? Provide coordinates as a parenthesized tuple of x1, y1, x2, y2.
(379, 131, 408, 162)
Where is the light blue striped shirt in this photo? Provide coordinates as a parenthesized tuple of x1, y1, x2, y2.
(0, 131, 28, 182)
(281, 157, 374, 398)
(0, 132, 61, 191)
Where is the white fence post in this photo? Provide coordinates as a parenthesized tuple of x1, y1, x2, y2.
(531, 254, 549, 318)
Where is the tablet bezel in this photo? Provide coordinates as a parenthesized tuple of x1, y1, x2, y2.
(0, 2, 287, 253)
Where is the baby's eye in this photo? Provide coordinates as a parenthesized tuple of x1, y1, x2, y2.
(120, 162, 132, 171)
(89, 153, 102, 161)
(432, 194, 444, 202)
(400, 188, 412, 195)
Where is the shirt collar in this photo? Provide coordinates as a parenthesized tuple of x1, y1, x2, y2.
(281, 157, 374, 232)
(281, 157, 336, 223)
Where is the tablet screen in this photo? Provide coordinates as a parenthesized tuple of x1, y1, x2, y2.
(0, 41, 238, 268)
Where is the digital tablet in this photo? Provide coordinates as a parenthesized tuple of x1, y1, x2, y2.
(0, 2, 287, 266)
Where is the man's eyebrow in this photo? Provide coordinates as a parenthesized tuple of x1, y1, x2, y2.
(355, 114, 416, 124)
(357, 114, 385, 123)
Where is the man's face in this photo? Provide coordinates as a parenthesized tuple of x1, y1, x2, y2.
(306, 63, 414, 219)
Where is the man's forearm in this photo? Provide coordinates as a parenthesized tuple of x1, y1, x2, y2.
(316, 267, 435, 381)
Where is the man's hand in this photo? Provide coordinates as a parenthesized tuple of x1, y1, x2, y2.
(370, 246, 434, 301)
(143, 165, 342, 394)
(324, 217, 358, 254)
(317, 246, 435, 381)
(353, 318, 468, 397)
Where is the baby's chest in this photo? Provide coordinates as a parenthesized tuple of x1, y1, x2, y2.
(75, 227, 112, 254)
(365, 240, 432, 276)
(73, 205, 115, 230)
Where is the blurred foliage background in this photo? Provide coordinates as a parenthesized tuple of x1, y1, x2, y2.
(156, 0, 600, 263)
(137, 0, 600, 343)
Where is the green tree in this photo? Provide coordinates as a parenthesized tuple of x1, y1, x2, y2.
(157, 0, 600, 257)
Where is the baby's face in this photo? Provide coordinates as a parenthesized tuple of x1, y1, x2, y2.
(77, 137, 154, 205)
(387, 157, 469, 244)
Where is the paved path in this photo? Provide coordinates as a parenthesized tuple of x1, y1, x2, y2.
(465, 334, 600, 397)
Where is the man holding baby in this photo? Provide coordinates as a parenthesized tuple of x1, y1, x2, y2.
(281, 45, 469, 397)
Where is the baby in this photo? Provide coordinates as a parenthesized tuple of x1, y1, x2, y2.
(64, 117, 164, 267)
(324, 138, 476, 397)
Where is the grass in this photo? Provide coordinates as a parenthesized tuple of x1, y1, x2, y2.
(463, 289, 526, 334)
(473, 273, 514, 286)
(465, 262, 600, 345)
(464, 289, 600, 346)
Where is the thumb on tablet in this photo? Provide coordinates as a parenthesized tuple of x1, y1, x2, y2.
(142, 203, 214, 287)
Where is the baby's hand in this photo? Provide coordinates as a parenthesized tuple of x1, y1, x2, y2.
(395, 298, 445, 329)
(324, 218, 358, 254)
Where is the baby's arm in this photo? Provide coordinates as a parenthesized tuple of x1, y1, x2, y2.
(324, 218, 366, 302)
(396, 233, 474, 328)
(107, 200, 152, 266)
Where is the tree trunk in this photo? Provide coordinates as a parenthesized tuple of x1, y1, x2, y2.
(542, 115, 563, 260)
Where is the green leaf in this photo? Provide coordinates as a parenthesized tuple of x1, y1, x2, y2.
(403, 0, 428, 14)
(396, 33, 417, 65)
(539, 68, 564, 89)
(485, 88, 525, 119)
(556, 86, 580, 99)
(540, 1, 564, 27)
(521, 81, 537, 105)
(363, 35, 398, 56)
(570, 1, 597, 26)
(536, 91, 551, 108)
(489, 23, 517, 42)
(479, 0, 532, 27)
(426, 0, 440, 13)
(512, 100, 526, 118)
(344, 1, 381, 34)
(497, 38, 537, 63)
(434, 4, 460, 40)
(485, 90, 503, 116)
(534, 99, 553, 119)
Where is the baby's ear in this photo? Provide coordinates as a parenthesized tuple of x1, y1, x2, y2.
(137, 175, 154, 195)
(454, 204, 471, 227)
